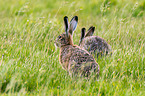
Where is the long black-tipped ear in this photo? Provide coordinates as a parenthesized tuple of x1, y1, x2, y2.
(79, 28, 86, 46)
(85, 26, 95, 37)
(69, 16, 78, 35)
(64, 16, 69, 37)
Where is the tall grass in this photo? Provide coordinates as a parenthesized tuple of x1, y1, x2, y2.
(0, 0, 144, 95)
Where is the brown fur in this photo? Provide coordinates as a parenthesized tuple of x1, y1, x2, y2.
(56, 33, 99, 77)
(80, 36, 112, 57)
(79, 27, 112, 58)
(55, 16, 99, 78)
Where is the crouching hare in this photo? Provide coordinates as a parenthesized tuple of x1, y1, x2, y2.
(79, 26, 112, 58)
(55, 16, 99, 78)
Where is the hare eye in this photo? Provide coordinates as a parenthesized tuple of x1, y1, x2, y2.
(58, 35, 61, 39)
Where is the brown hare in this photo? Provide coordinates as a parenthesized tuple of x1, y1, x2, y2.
(79, 26, 112, 58)
(55, 16, 99, 78)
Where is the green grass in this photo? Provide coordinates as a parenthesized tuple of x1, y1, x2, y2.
(0, 0, 144, 95)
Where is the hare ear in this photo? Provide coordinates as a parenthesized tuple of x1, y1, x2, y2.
(69, 16, 78, 35)
(85, 26, 95, 37)
(79, 28, 86, 46)
(64, 16, 69, 37)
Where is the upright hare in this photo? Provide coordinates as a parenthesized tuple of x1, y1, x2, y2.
(55, 16, 99, 78)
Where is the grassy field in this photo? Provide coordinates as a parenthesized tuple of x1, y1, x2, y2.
(0, 0, 144, 95)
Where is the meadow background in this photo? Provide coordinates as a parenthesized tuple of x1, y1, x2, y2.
(0, 0, 144, 95)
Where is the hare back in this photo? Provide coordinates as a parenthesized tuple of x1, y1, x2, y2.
(69, 46, 99, 77)
(60, 45, 99, 77)
(81, 36, 112, 55)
